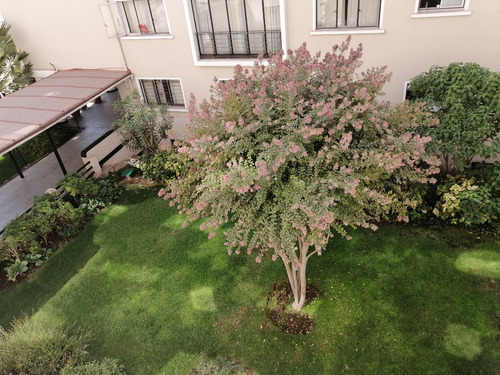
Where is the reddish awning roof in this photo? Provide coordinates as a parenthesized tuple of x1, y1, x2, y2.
(0, 69, 131, 156)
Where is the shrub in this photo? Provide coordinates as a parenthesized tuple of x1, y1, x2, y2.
(112, 91, 172, 155)
(0, 317, 91, 375)
(60, 358, 127, 375)
(59, 173, 99, 204)
(28, 193, 84, 245)
(137, 148, 188, 182)
(432, 165, 500, 228)
(409, 62, 500, 173)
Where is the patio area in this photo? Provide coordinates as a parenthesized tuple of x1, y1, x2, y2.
(0, 90, 120, 232)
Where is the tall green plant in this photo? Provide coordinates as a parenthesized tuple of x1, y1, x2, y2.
(409, 62, 500, 173)
(0, 23, 33, 97)
(113, 91, 173, 155)
(160, 39, 439, 311)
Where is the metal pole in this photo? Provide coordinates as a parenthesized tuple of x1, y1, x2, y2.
(46, 129, 67, 175)
(8, 151, 24, 178)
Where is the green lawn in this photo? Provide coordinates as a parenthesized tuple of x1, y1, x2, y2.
(0, 187, 499, 374)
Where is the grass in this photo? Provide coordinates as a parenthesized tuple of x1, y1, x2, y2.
(0, 186, 499, 374)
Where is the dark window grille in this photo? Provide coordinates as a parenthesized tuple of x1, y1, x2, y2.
(119, 0, 169, 34)
(418, 0, 465, 9)
(316, 0, 382, 29)
(190, 0, 281, 58)
(139, 79, 185, 106)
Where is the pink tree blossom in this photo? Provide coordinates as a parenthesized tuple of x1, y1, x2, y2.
(160, 38, 439, 311)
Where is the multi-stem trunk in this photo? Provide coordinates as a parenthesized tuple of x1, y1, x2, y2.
(281, 236, 313, 311)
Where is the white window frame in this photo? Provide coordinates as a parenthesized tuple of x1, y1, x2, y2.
(116, 0, 173, 39)
(182, 0, 287, 67)
(411, 0, 471, 18)
(311, 0, 385, 35)
(137, 78, 187, 111)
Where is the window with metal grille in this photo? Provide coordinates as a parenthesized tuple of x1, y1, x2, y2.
(316, 0, 382, 29)
(117, 0, 169, 35)
(139, 79, 185, 106)
(190, 0, 281, 58)
(418, 0, 465, 9)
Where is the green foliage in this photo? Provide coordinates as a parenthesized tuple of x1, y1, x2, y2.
(60, 358, 127, 375)
(59, 173, 99, 204)
(29, 193, 84, 245)
(137, 147, 188, 182)
(409, 62, 500, 172)
(432, 165, 500, 228)
(0, 23, 34, 97)
(189, 354, 249, 375)
(162, 38, 439, 310)
(112, 91, 173, 155)
(4, 259, 28, 282)
(0, 317, 91, 375)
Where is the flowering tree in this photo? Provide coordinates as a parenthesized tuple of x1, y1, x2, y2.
(160, 38, 439, 311)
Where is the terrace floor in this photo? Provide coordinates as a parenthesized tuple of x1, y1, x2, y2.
(0, 90, 120, 232)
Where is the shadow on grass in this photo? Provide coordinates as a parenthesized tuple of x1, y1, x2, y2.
(0, 187, 156, 328)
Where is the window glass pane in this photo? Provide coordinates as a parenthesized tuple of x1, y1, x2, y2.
(169, 80, 185, 105)
(358, 0, 380, 27)
(440, 0, 464, 7)
(149, 0, 169, 33)
(317, 0, 380, 29)
(317, 0, 336, 28)
(192, 0, 280, 56)
(419, 0, 464, 8)
(119, 0, 168, 34)
(121, 1, 140, 33)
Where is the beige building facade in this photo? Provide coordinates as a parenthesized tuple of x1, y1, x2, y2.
(0, 0, 498, 137)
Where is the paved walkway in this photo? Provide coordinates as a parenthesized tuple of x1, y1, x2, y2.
(0, 90, 120, 232)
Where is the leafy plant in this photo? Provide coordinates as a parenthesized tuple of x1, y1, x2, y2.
(0, 23, 34, 98)
(433, 171, 500, 227)
(60, 358, 127, 375)
(409, 62, 500, 172)
(190, 354, 249, 375)
(0, 317, 91, 374)
(59, 173, 99, 204)
(112, 91, 173, 155)
(137, 148, 188, 182)
(4, 259, 28, 281)
(161, 38, 439, 311)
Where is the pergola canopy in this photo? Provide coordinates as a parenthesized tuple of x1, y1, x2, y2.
(0, 69, 132, 156)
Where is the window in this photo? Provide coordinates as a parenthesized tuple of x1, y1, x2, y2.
(418, 0, 464, 10)
(190, 0, 281, 58)
(316, 0, 382, 29)
(139, 79, 185, 106)
(118, 0, 169, 34)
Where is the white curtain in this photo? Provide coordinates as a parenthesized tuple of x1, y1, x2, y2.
(317, 0, 380, 28)
(192, 0, 281, 55)
(120, 0, 169, 34)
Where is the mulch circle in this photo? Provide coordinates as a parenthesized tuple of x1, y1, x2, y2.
(266, 281, 322, 335)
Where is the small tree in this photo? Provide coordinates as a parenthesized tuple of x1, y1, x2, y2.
(160, 39, 439, 311)
(0, 23, 33, 97)
(112, 91, 172, 155)
(408, 62, 500, 173)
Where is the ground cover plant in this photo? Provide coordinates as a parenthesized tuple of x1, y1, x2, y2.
(0, 187, 498, 374)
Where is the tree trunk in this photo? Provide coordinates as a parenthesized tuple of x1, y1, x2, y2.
(281, 236, 310, 311)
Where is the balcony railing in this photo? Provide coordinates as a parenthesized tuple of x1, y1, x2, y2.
(195, 30, 281, 58)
